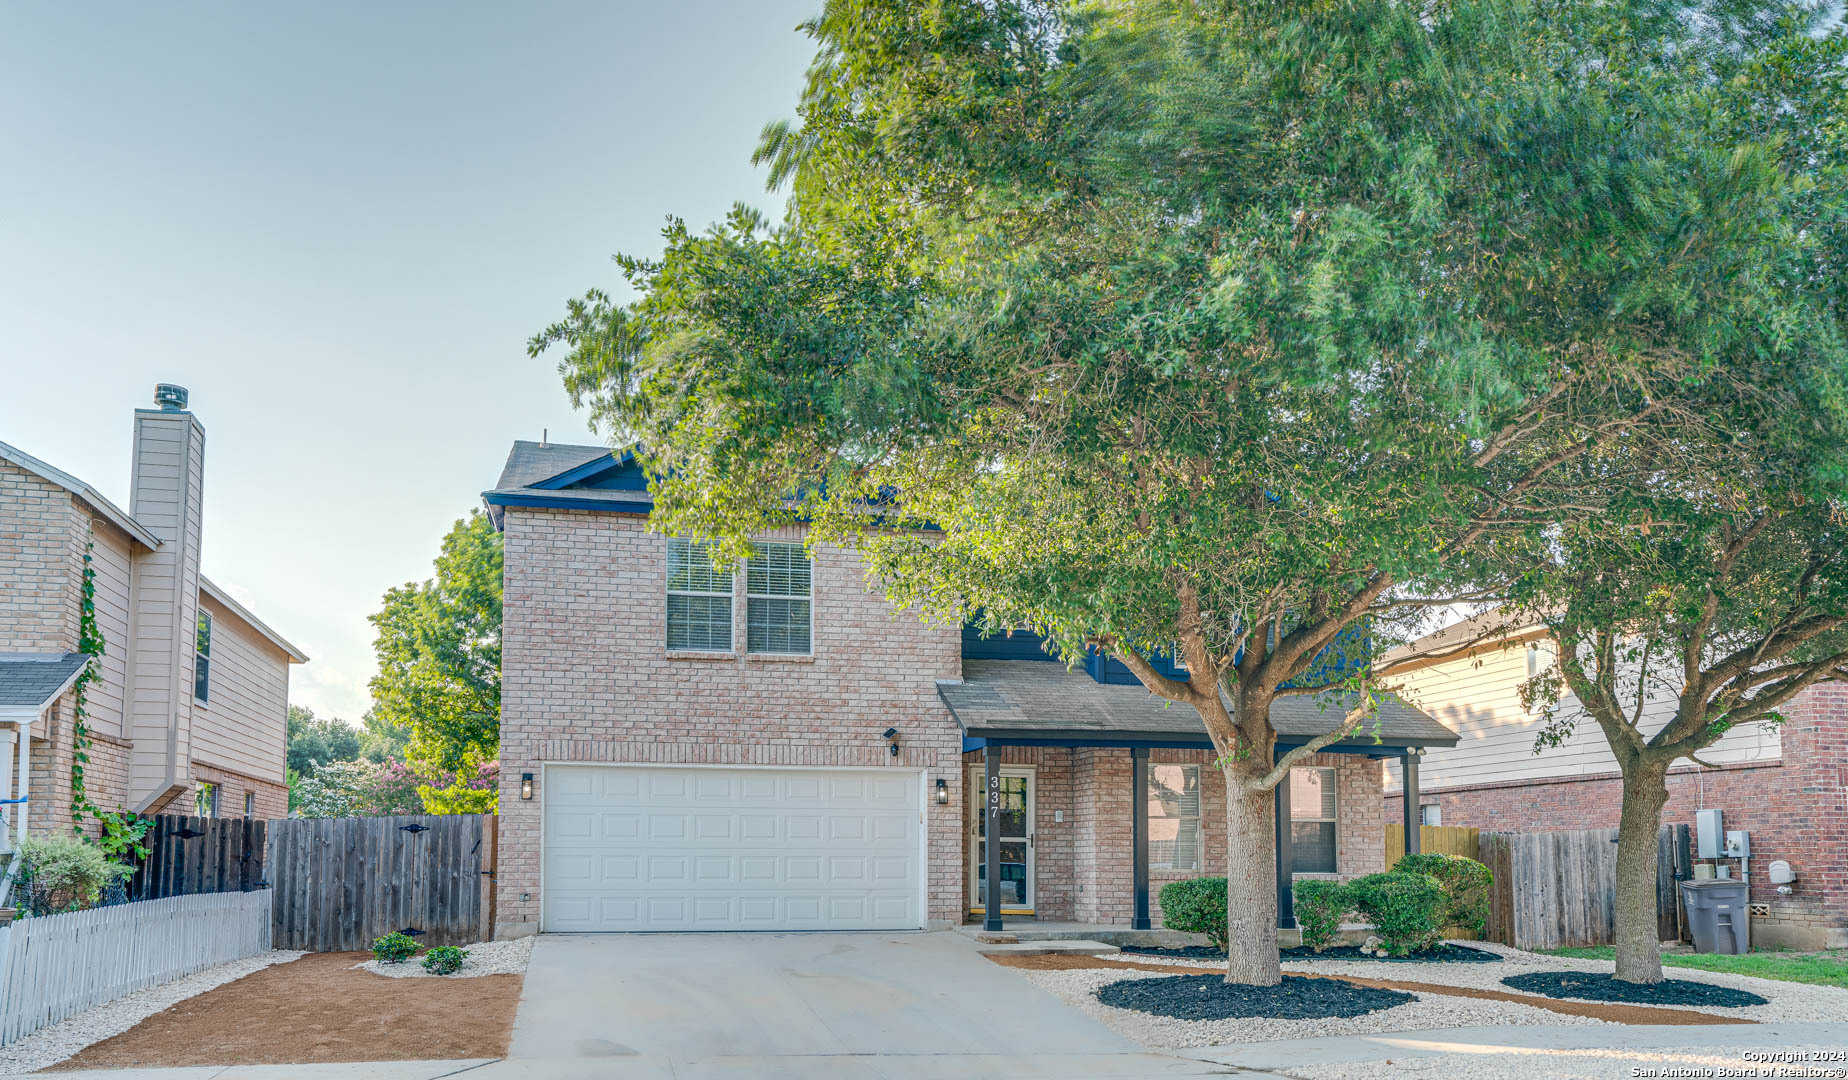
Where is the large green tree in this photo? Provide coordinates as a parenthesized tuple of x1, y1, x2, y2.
(535, 0, 1842, 983)
(369, 511, 503, 774)
(285, 704, 361, 776)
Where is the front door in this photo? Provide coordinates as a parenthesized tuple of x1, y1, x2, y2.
(968, 767, 1034, 915)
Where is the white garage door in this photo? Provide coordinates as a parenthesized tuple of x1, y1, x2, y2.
(542, 765, 925, 932)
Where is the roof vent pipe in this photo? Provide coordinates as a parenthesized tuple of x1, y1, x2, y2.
(153, 384, 189, 411)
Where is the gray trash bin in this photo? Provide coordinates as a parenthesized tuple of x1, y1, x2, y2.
(1680, 880, 1751, 954)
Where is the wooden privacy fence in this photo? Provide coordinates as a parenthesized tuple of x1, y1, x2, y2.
(267, 814, 495, 951)
(1384, 825, 1480, 866)
(129, 815, 268, 901)
(1480, 828, 1621, 950)
(0, 890, 271, 1046)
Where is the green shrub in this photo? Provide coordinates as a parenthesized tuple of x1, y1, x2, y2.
(1393, 852, 1492, 936)
(1158, 877, 1227, 952)
(421, 946, 468, 975)
(371, 931, 419, 964)
(12, 835, 133, 914)
(1292, 879, 1352, 952)
(1347, 871, 1446, 956)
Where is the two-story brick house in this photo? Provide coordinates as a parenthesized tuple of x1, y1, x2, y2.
(485, 441, 1456, 939)
(0, 384, 307, 866)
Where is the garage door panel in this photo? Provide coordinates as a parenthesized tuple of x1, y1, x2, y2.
(543, 765, 922, 932)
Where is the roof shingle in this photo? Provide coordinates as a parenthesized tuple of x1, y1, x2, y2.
(0, 653, 92, 709)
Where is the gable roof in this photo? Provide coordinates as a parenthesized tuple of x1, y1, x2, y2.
(940, 659, 1457, 752)
(0, 653, 92, 713)
(0, 440, 162, 550)
(1378, 609, 1546, 674)
(200, 578, 309, 663)
(482, 440, 653, 528)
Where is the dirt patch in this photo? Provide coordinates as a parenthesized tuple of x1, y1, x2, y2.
(986, 953, 1754, 1027)
(47, 952, 520, 1070)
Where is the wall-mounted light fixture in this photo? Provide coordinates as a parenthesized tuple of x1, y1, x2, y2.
(520, 772, 534, 800)
(883, 727, 900, 758)
(935, 779, 949, 805)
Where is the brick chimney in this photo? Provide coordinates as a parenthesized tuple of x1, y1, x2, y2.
(126, 383, 206, 812)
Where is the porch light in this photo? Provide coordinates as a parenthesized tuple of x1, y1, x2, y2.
(935, 779, 949, 805)
(520, 772, 534, 800)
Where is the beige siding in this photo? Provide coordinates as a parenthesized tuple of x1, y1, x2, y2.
(1389, 637, 1781, 793)
(82, 516, 135, 740)
(189, 592, 290, 785)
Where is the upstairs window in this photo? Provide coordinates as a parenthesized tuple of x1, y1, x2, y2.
(194, 610, 213, 703)
(1147, 764, 1201, 871)
(1289, 766, 1338, 874)
(747, 543, 812, 654)
(667, 539, 733, 651)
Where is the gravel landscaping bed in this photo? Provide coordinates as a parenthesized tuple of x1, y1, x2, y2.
(1005, 963, 1606, 1049)
(0, 949, 303, 1076)
(1281, 943, 1502, 964)
(1291, 1043, 1848, 1080)
(1503, 970, 1769, 1008)
(355, 936, 532, 979)
(1097, 973, 1413, 1020)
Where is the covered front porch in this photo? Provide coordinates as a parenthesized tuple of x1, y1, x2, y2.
(939, 658, 1460, 936)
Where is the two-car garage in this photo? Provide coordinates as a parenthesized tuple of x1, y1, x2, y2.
(540, 764, 927, 932)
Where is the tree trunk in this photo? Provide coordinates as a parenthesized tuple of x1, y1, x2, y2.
(1222, 764, 1282, 986)
(1613, 760, 1671, 984)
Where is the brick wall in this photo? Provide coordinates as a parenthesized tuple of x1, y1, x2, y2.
(1385, 681, 1848, 948)
(961, 746, 1388, 926)
(190, 760, 290, 822)
(495, 509, 966, 935)
(0, 461, 82, 652)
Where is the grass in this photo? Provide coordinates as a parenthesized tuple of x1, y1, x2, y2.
(1538, 945, 1848, 989)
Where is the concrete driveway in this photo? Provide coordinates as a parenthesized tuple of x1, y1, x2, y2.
(502, 931, 1224, 1078)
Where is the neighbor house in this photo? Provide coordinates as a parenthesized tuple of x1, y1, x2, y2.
(1381, 615, 1847, 949)
(483, 441, 1456, 938)
(0, 384, 308, 861)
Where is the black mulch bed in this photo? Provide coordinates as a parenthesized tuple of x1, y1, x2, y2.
(1280, 943, 1503, 964)
(1120, 943, 1502, 964)
(1096, 974, 1415, 1021)
(1502, 971, 1770, 1008)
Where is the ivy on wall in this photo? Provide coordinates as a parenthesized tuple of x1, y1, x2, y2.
(67, 535, 151, 862)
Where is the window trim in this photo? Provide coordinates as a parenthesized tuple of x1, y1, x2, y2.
(745, 541, 813, 656)
(665, 538, 735, 653)
(195, 780, 219, 818)
(193, 609, 213, 704)
(1420, 802, 1442, 827)
(244, 791, 256, 818)
(1288, 765, 1338, 876)
(1145, 763, 1202, 872)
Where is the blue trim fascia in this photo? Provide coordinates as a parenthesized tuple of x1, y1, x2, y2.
(481, 491, 653, 515)
(531, 451, 632, 490)
(962, 733, 1216, 751)
(962, 736, 987, 753)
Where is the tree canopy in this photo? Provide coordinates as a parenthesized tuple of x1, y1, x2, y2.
(534, 0, 1848, 983)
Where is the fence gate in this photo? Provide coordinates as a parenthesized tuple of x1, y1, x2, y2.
(1480, 827, 1621, 950)
(267, 814, 493, 952)
(129, 815, 268, 901)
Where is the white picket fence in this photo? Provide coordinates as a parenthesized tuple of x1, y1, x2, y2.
(0, 889, 271, 1046)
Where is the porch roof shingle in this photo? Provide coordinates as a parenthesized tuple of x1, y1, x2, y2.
(940, 659, 1458, 753)
(0, 653, 92, 711)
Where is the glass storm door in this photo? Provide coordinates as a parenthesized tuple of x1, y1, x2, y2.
(970, 768, 1034, 914)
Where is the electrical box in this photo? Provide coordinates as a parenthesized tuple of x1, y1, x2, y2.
(1696, 809, 1724, 859)
(1725, 830, 1750, 858)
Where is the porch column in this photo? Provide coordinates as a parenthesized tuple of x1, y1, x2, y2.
(1131, 747, 1150, 931)
(1401, 750, 1421, 855)
(984, 743, 1003, 932)
(1275, 767, 1295, 929)
(0, 726, 13, 852)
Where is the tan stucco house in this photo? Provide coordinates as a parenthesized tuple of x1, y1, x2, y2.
(0, 384, 307, 866)
(483, 441, 1456, 939)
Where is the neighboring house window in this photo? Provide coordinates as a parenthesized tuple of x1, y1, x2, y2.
(747, 542, 812, 655)
(1289, 766, 1338, 874)
(244, 791, 256, 818)
(666, 538, 733, 651)
(1147, 764, 1201, 870)
(194, 610, 213, 703)
(1420, 802, 1442, 827)
(195, 781, 219, 818)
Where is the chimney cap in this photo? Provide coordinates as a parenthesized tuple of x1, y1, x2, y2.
(153, 384, 189, 411)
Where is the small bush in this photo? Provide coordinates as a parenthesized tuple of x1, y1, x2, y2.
(1394, 852, 1492, 936)
(1347, 871, 1446, 956)
(12, 835, 133, 914)
(1158, 877, 1228, 952)
(421, 946, 468, 975)
(371, 931, 419, 964)
(1292, 879, 1352, 952)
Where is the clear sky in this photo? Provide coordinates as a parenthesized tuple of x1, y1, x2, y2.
(2, 2, 817, 722)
